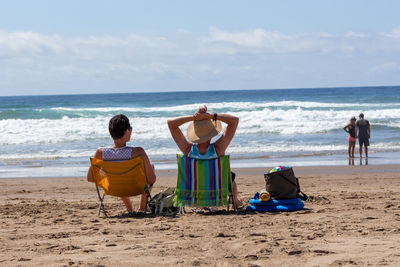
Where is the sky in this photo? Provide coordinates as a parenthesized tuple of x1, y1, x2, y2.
(1, 0, 400, 96)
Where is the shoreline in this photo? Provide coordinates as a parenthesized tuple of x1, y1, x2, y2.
(1, 164, 400, 180)
(1, 149, 400, 179)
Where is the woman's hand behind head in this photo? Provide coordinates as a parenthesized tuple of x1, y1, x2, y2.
(194, 112, 211, 121)
(194, 105, 209, 120)
(197, 105, 207, 114)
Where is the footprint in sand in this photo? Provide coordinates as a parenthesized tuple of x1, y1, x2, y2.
(248, 233, 266, 237)
(158, 226, 171, 231)
(307, 195, 331, 204)
(224, 254, 236, 259)
(258, 248, 272, 254)
(329, 259, 357, 266)
(65, 245, 80, 251)
(281, 246, 305, 256)
(245, 255, 258, 260)
(287, 249, 303, 255)
(18, 258, 31, 262)
(313, 249, 334, 255)
(46, 245, 59, 250)
(17, 189, 31, 193)
(188, 234, 199, 238)
(191, 259, 206, 266)
(216, 233, 236, 238)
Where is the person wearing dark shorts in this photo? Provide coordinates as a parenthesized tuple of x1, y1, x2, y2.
(355, 113, 371, 158)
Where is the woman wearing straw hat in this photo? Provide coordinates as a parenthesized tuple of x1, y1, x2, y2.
(167, 105, 243, 208)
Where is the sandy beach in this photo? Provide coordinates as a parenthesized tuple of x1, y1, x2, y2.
(1, 164, 400, 266)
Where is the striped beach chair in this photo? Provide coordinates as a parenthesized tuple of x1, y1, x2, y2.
(173, 154, 235, 213)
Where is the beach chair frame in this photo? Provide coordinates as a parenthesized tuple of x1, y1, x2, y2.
(90, 157, 152, 217)
(174, 154, 237, 213)
(94, 182, 152, 217)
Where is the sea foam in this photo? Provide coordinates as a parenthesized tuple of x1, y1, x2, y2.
(1, 104, 400, 146)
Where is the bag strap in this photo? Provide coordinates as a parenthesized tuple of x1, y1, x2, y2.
(276, 172, 308, 201)
(296, 177, 308, 201)
(276, 172, 297, 187)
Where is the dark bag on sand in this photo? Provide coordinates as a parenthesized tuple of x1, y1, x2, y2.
(264, 167, 308, 200)
(149, 187, 179, 215)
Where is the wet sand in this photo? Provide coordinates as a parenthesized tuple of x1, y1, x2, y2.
(1, 165, 400, 266)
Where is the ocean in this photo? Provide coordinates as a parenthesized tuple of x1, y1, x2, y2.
(1, 86, 400, 178)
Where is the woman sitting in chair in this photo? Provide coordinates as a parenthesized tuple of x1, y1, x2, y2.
(87, 114, 156, 212)
(167, 105, 242, 208)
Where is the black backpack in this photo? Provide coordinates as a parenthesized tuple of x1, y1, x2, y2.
(264, 167, 308, 200)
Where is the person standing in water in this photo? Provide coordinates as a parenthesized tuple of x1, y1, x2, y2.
(355, 113, 371, 158)
(343, 116, 357, 158)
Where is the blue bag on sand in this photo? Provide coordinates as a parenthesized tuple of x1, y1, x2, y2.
(246, 192, 304, 212)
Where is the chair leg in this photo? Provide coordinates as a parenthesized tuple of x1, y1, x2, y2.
(227, 194, 236, 212)
(232, 193, 237, 211)
(97, 200, 103, 217)
(143, 195, 149, 215)
(143, 186, 152, 215)
(96, 185, 107, 217)
(143, 199, 147, 215)
(228, 180, 237, 212)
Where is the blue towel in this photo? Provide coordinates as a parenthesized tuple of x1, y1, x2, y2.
(246, 192, 304, 212)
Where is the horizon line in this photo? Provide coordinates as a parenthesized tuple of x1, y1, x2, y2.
(0, 84, 399, 98)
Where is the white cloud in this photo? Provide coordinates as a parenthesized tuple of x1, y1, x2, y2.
(318, 32, 334, 38)
(370, 62, 400, 73)
(202, 27, 376, 54)
(1, 27, 399, 61)
(381, 26, 400, 38)
(0, 30, 175, 60)
(176, 28, 191, 35)
(345, 31, 367, 38)
(0, 30, 63, 55)
(1, 27, 400, 95)
(207, 26, 290, 48)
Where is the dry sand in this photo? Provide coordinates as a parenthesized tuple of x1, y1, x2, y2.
(1, 164, 400, 266)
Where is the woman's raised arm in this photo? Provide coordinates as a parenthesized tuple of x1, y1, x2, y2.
(214, 113, 239, 156)
(167, 115, 194, 155)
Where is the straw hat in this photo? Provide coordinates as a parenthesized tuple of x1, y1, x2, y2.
(187, 119, 222, 143)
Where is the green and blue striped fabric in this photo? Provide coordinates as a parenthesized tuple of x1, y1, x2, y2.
(173, 154, 232, 207)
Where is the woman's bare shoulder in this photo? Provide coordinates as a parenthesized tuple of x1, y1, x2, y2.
(94, 147, 103, 159)
(213, 142, 226, 157)
(131, 147, 146, 158)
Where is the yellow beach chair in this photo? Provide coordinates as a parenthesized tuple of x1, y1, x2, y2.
(90, 156, 152, 217)
(173, 154, 236, 213)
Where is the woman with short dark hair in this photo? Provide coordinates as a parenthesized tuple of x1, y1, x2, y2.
(87, 114, 156, 212)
